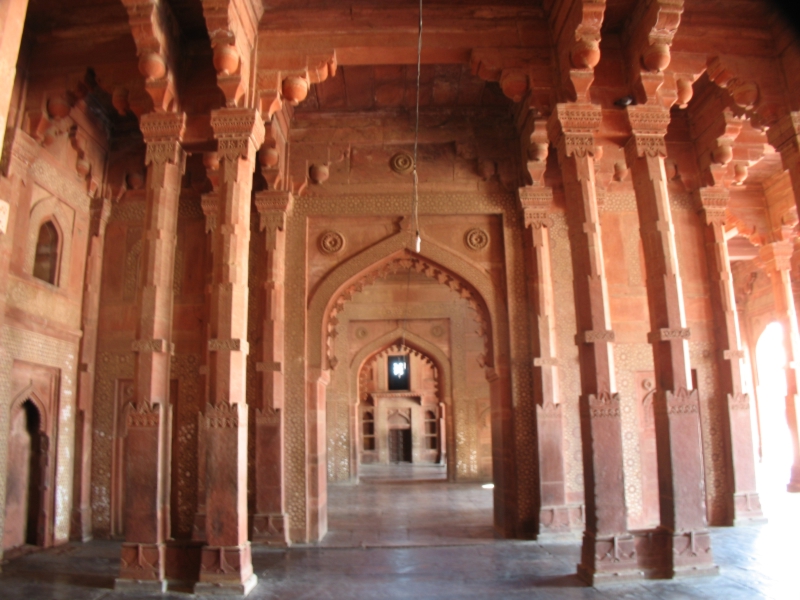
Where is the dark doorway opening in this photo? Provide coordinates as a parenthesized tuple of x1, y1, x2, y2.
(389, 428, 412, 463)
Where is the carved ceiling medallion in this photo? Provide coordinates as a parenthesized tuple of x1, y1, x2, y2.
(465, 228, 489, 251)
(390, 152, 414, 175)
(319, 231, 345, 254)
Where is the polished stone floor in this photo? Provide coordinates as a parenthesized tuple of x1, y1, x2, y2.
(1, 465, 798, 599)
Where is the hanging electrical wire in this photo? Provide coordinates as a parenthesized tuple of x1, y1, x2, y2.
(401, 0, 423, 350)
(412, 0, 422, 254)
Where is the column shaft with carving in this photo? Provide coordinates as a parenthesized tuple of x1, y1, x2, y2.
(520, 185, 578, 536)
(548, 104, 638, 583)
(252, 191, 292, 545)
(117, 112, 186, 591)
(72, 197, 111, 541)
(760, 242, 800, 492)
(625, 105, 716, 577)
(196, 108, 264, 595)
(698, 188, 763, 522)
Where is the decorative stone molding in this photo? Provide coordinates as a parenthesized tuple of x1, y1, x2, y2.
(647, 327, 691, 342)
(29, 159, 91, 212)
(201, 193, 218, 233)
(579, 329, 616, 344)
(661, 387, 700, 415)
(126, 402, 161, 428)
(208, 338, 249, 353)
(533, 356, 559, 367)
(131, 338, 172, 353)
(587, 392, 621, 418)
(464, 228, 489, 251)
(318, 231, 345, 254)
(722, 349, 745, 361)
(204, 402, 245, 429)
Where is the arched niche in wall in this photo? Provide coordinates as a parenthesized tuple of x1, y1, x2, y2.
(25, 193, 74, 287)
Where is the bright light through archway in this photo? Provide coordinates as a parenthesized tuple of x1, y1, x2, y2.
(755, 322, 791, 496)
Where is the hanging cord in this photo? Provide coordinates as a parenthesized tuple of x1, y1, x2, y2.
(401, 0, 423, 350)
(412, 0, 422, 253)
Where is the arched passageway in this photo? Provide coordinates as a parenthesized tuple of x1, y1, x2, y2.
(754, 322, 792, 499)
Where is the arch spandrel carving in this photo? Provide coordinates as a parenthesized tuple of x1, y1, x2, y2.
(307, 231, 503, 373)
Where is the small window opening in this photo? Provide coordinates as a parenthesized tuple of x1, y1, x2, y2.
(33, 221, 59, 285)
(388, 355, 410, 390)
(362, 410, 375, 451)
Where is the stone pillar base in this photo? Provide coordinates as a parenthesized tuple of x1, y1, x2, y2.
(577, 533, 642, 585)
(252, 512, 290, 546)
(197, 543, 256, 596)
(538, 504, 584, 541)
(669, 530, 719, 578)
(732, 492, 766, 525)
(118, 542, 166, 584)
(70, 506, 93, 542)
(195, 574, 258, 597)
(192, 512, 207, 542)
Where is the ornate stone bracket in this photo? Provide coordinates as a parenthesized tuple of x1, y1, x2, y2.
(121, 0, 181, 111)
(545, 0, 607, 102)
(621, 0, 684, 106)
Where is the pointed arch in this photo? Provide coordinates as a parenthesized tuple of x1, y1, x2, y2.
(307, 231, 504, 373)
(349, 327, 452, 408)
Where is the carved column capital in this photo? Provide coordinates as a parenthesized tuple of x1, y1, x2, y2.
(547, 103, 602, 158)
(759, 241, 794, 273)
(254, 190, 293, 250)
(210, 108, 266, 163)
(140, 111, 186, 167)
(624, 105, 670, 162)
(696, 187, 729, 226)
(518, 187, 555, 229)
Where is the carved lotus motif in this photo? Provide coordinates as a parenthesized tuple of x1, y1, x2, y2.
(319, 231, 344, 254)
(390, 152, 414, 175)
(465, 228, 489, 251)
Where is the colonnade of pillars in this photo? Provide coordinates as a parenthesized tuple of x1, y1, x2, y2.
(115, 109, 291, 595)
(517, 100, 800, 583)
(115, 105, 800, 591)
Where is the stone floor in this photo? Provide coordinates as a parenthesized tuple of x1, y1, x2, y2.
(1, 465, 799, 599)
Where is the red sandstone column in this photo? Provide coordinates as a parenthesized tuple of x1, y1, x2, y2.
(624, 105, 717, 577)
(548, 103, 639, 584)
(697, 187, 763, 522)
(71, 197, 112, 541)
(519, 186, 579, 536)
(251, 191, 292, 545)
(116, 112, 186, 592)
(0, 0, 29, 153)
(759, 242, 800, 493)
(195, 108, 264, 596)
